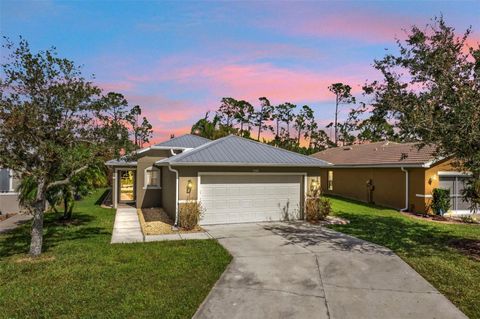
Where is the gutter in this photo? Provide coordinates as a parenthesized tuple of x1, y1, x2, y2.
(400, 167, 409, 212)
(168, 164, 180, 227)
(169, 148, 181, 227)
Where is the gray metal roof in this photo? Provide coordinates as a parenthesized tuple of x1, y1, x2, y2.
(157, 135, 331, 167)
(105, 159, 137, 167)
(154, 134, 211, 149)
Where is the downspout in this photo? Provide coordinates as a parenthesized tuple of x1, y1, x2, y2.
(169, 148, 180, 226)
(400, 167, 409, 212)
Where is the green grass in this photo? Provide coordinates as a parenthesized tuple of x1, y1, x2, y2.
(0, 189, 232, 319)
(326, 195, 480, 319)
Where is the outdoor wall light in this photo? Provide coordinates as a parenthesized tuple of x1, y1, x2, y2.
(310, 179, 319, 192)
(186, 180, 193, 194)
(428, 174, 437, 185)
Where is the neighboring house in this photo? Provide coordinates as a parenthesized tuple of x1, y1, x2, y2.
(0, 168, 21, 215)
(106, 134, 330, 225)
(311, 142, 473, 215)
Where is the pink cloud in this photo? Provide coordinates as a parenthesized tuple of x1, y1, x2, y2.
(162, 62, 371, 104)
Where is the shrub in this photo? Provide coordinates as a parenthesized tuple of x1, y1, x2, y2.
(305, 190, 332, 222)
(179, 200, 204, 230)
(431, 188, 451, 216)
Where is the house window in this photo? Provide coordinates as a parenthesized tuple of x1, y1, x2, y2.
(145, 167, 161, 189)
(328, 171, 334, 191)
(0, 168, 13, 193)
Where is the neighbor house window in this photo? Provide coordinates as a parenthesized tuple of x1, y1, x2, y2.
(144, 167, 161, 189)
(0, 168, 13, 193)
(328, 171, 334, 191)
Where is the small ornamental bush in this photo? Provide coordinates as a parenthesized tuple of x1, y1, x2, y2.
(431, 188, 451, 215)
(179, 200, 204, 230)
(305, 189, 332, 222)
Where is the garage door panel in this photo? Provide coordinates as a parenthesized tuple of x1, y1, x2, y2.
(199, 174, 302, 225)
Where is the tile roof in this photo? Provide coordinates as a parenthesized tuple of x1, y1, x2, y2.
(311, 142, 438, 167)
(157, 135, 331, 167)
(154, 134, 211, 149)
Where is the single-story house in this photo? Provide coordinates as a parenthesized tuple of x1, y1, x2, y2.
(106, 134, 330, 225)
(311, 142, 473, 215)
(0, 168, 20, 215)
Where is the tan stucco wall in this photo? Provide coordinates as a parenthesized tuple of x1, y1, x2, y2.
(136, 150, 171, 208)
(161, 167, 177, 220)
(0, 194, 20, 214)
(318, 160, 458, 214)
(319, 168, 407, 210)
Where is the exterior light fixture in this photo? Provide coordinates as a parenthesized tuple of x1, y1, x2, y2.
(186, 180, 193, 194)
(310, 179, 319, 192)
(428, 174, 437, 185)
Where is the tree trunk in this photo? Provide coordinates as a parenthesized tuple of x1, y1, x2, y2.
(29, 179, 46, 257)
(334, 95, 339, 146)
(257, 122, 262, 141)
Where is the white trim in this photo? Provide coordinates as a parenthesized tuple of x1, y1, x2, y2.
(437, 171, 472, 177)
(113, 168, 118, 208)
(179, 199, 198, 204)
(168, 164, 180, 226)
(137, 146, 188, 154)
(197, 172, 308, 176)
(158, 162, 329, 167)
(332, 163, 426, 168)
(416, 194, 433, 198)
(0, 192, 18, 196)
(8, 169, 13, 192)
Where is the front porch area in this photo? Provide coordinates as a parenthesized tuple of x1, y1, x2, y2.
(112, 168, 137, 209)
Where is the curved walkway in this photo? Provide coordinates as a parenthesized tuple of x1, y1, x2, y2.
(195, 222, 466, 319)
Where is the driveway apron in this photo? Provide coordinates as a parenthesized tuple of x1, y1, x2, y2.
(194, 222, 467, 319)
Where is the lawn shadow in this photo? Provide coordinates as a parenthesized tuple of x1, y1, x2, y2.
(94, 189, 111, 206)
(0, 211, 109, 258)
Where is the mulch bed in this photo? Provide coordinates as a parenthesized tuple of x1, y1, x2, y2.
(400, 211, 474, 225)
(0, 212, 17, 222)
(449, 239, 480, 261)
(138, 208, 204, 235)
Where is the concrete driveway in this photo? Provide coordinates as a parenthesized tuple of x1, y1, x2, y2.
(194, 222, 466, 319)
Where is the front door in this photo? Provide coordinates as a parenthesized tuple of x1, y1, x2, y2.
(118, 170, 136, 204)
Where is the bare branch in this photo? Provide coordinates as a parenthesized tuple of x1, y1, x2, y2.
(46, 165, 89, 190)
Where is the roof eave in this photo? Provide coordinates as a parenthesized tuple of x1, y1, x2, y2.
(155, 161, 330, 167)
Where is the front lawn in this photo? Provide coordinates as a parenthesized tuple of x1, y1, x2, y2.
(327, 196, 480, 319)
(0, 189, 231, 319)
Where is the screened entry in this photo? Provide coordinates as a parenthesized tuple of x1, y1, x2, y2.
(438, 175, 471, 213)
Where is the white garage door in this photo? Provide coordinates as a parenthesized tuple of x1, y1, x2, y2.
(199, 174, 302, 225)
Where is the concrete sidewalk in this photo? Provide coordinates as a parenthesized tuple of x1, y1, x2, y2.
(194, 222, 467, 319)
(111, 208, 144, 243)
(0, 214, 32, 234)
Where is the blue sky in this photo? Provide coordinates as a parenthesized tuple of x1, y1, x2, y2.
(1, 0, 479, 142)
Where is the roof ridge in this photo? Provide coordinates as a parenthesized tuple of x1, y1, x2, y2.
(228, 135, 332, 164)
(166, 135, 231, 163)
(155, 133, 210, 146)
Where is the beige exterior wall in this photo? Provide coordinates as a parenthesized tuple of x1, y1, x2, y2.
(0, 171, 21, 214)
(319, 168, 407, 210)
(161, 167, 177, 220)
(318, 159, 458, 214)
(0, 194, 20, 214)
(135, 150, 171, 208)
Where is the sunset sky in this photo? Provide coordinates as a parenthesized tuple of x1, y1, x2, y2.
(1, 1, 479, 143)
